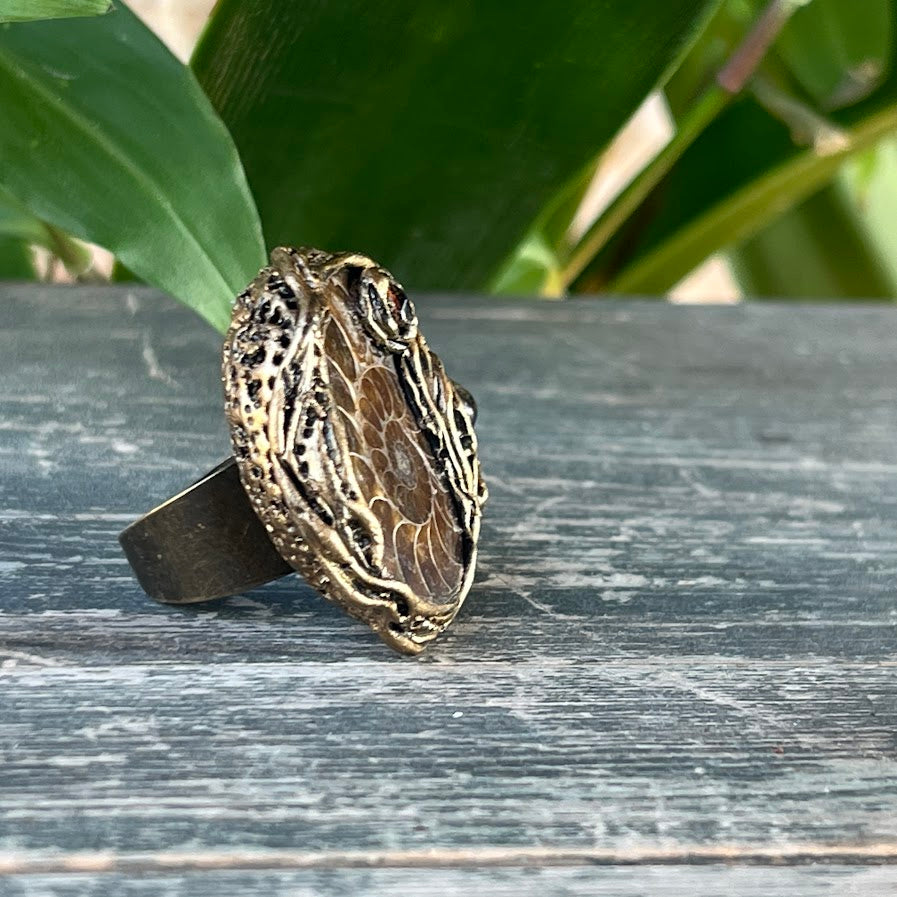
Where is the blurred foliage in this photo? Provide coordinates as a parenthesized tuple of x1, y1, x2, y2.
(0, 186, 90, 278)
(732, 180, 896, 299)
(532, 0, 897, 298)
(0, 0, 895, 323)
(734, 137, 897, 297)
(776, 0, 890, 109)
(0, 236, 34, 278)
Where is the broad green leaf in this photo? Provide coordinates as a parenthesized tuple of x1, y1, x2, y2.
(0, 0, 109, 23)
(0, 4, 265, 331)
(193, 0, 718, 291)
(731, 179, 897, 298)
(580, 16, 897, 296)
(776, 0, 892, 109)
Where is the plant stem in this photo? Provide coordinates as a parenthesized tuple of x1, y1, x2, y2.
(558, 0, 803, 291)
(44, 223, 91, 276)
(716, 0, 802, 94)
(559, 85, 727, 290)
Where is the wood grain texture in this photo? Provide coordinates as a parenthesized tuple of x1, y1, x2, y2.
(3, 865, 897, 897)
(1, 286, 896, 894)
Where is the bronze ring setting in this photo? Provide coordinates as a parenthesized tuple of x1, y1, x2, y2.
(119, 247, 487, 654)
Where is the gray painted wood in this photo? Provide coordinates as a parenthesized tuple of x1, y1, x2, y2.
(4, 866, 897, 897)
(1, 286, 897, 893)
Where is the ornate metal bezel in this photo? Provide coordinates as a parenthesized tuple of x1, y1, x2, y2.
(222, 247, 487, 653)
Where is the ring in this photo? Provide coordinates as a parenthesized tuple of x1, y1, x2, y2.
(119, 247, 487, 654)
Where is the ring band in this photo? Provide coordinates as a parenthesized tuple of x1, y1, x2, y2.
(118, 458, 291, 604)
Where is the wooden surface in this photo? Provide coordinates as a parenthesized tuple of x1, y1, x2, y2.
(1, 285, 896, 895)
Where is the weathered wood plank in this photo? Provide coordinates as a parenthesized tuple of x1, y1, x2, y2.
(0, 286, 896, 882)
(4, 865, 897, 897)
(2, 659, 896, 852)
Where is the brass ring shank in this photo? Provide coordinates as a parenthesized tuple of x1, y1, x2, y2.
(118, 458, 291, 603)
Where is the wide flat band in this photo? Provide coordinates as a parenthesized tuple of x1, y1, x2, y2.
(118, 458, 291, 603)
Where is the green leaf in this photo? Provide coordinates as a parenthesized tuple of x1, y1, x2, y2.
(193, 0, 718, 291)
(776, 0, 892, 109)
(0, 4, 265, 331)
(584, 18, 897, 296)
(731, 179, 897, 298)
(0, 0, 110, 23)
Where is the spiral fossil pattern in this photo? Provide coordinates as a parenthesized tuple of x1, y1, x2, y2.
(223, 247, 486, 653)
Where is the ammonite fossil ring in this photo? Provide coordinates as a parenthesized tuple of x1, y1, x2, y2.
(119, 247, 487, 654)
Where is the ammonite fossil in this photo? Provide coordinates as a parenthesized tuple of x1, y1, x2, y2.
(221, 247, 487, 653)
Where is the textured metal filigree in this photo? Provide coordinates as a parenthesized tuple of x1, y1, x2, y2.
(223, 247, 487, 653)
